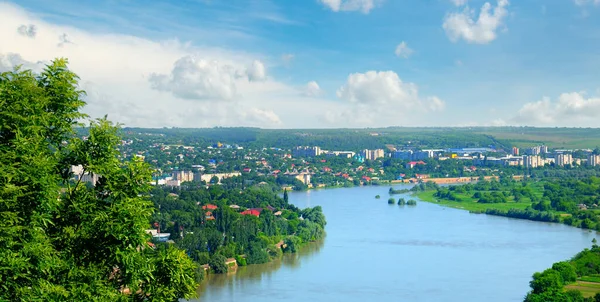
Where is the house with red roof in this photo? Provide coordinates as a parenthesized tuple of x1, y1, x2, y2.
(241, 209, 261, 217)
(242, 167, 252, 173)
(202, 204, 218, 210)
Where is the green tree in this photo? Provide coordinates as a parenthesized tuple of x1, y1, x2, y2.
(283, 188, 289, 203)
(0, 60, 197, 301)
(208, 254, 228, 274)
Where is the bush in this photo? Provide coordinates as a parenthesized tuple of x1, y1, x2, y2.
(209, 254, 228, 274)
(235, 255, 247, 266)
(397, 198, 406, 206)
(283, 236, 301, 253)
(388, 198, 395, 204)
(375, 195, 381, 199)
(407, 199, 417, 206)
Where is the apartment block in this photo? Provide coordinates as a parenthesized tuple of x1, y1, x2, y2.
(588, 154, 600, 167)
(292, 146, 322, 157)
(555, 153, 573, 167)
(361, 149, 385, 160)
(524, 155, 544, 168)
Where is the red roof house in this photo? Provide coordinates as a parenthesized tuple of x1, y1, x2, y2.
(241, 209, 261, 217)
(202, 204, 218, 210)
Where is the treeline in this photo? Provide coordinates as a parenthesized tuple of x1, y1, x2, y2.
(524, 244, 600, 301)
(429, 176, 600, 231)
(119, 127, 504, 150)
(150, 185, 326, 273)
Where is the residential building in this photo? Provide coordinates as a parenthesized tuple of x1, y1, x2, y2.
(524, 155, 543, 168)
(588, 154, 600, 167)
(555, 153, 573, 167)
(393, 150, 432, 161)
(71, 165, 100, 186)
(512, 147, 519, 156)
(361, 149, 385, 160)
(292, 146, 322, 157)
(172, 170, 194, 182)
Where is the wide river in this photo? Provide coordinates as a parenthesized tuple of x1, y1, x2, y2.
(192, 184, 596, 302)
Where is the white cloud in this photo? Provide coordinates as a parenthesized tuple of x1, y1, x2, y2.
(149, 57, 242, 101)
(443, 0, 510, 44)
(574, 0, 600, 6)
(394, 41, 413, 59)
(451, 0, 468, 6)
(0, 52, 45, 72)
(17, 24, 36, 38)
(0, 2, 294, 128)
(512, 92, 600, 126)
(318, 0, 379, 14)
(302, 81, 324, 97)
(336, 71, 444, 110)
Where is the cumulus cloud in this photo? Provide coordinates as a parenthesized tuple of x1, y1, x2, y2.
(512, 92, 600, 126)
(302, 81, 323, 97)
(394, 41, 413, 58)
(0, 2, 293, 128)
(149, 57, 267, 101)
(17, 24, 36, 38)
(336, 70, 444, 111)
(0, 53, 45, 72)
(318, 0, 379, 14)
(443, 0, 509, 44)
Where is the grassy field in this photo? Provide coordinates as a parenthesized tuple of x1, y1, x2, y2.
(474, 127, 600, 149)
(414, 190, 532, 212)
(565, 280, 600, 298)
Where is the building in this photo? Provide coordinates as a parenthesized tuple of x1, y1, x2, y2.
(200, 172, 242, 184)
(361, 149, 385, 160)
(524, 145, 549, 156)
(555, 153, 573, 167)
(292, 146, 322, 157)
(512, 147, 519, 156)
(172, 170, 195, 182)
(588, 154, 600, 167)
(392, 150, 433, 161)
(524, 155, 543, 168)
(71, 165, 100, 186)
(324, 151, 356, 158)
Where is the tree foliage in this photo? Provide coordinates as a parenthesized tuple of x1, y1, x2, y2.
(0, 60, 197, 301)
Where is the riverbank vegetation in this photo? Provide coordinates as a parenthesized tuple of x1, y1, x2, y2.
(414, 176, 600, 231)
(150, 183, 326, 275)
(524, 242, 600, 301)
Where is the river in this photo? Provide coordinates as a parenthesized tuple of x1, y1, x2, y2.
(192, 184, 596, 302)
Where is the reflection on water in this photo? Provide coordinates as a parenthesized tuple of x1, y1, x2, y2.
(193, 239, 324, 299)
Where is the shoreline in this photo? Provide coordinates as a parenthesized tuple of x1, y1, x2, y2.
(287, 175, 526, 193)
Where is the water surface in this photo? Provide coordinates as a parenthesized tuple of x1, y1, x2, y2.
(193, 184, 595, 302)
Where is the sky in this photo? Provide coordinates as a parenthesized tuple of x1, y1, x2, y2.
(1, 0, 600, 128)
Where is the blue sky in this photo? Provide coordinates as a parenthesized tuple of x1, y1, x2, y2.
(2, 0, 600, 128)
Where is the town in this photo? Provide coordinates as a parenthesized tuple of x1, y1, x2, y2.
(69, 129, 600, 192)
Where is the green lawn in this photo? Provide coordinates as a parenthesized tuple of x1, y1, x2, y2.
(565, 280, 600, 298)
(415, 190, 532, 212)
